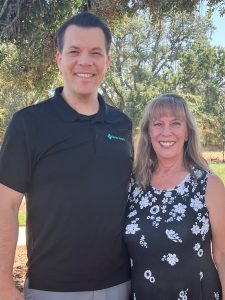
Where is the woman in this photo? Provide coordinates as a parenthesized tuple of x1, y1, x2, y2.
(125, 93, 225, 300)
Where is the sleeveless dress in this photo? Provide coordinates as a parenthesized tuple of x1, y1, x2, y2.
(124, 168, 222, 300)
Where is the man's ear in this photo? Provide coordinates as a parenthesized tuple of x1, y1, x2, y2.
(55, 51, 62, 70)
(106, 54, 110, 69)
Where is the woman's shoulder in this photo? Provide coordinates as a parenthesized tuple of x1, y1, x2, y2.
(205, 173, 225, 214)
(207, 173, 225, 190)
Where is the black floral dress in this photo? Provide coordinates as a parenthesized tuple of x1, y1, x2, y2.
(124, 168, 222, 300)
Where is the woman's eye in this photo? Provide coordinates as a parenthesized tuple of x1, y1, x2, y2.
(154, 123, 162, 127)
(172, 122, 181, 126)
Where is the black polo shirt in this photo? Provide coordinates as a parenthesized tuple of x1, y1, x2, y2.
(0, 87, 133, 291)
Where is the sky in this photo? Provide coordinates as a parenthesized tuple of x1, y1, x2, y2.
(210, 10, 225, 47)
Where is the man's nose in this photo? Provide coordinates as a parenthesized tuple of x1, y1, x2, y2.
(78, 53, 92, 66)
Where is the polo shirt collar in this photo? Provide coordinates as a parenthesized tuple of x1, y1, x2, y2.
(51, 87, 112, 123)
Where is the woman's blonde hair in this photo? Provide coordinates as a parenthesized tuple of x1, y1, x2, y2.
(134, 93, 209, 188)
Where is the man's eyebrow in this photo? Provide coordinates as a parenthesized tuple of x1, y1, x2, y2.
(91, 47, 104, 51)
(67, 46, 80, 49)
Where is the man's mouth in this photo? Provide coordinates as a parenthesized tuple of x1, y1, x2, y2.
(75, 73, 94, 78)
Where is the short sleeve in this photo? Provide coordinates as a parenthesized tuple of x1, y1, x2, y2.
(0, 112, 33, 193)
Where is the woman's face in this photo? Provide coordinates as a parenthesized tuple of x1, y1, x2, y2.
(148, 110, 188, 163)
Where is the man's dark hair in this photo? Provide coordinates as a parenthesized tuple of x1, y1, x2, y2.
(56, 12, 112, 53)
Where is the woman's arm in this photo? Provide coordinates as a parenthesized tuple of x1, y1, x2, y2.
(206, 174, 225, 299)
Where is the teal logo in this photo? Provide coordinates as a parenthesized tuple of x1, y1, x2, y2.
(107, 133, 125, 142)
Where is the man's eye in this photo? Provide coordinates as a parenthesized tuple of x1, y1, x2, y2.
(69, 51, 79, 54)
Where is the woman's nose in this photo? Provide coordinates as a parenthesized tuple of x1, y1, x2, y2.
(161, 125, 172, 135)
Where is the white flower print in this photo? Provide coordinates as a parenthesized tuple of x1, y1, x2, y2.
(190, 195, 203, 212)
(150, 205, 160, 215)
(162, 253, 179, 266)
(174, 203, 186, 214)
(139, 196, 150, 209)
(128, 210, 137, 218)
(214, 292, 220, 299)
(161, 205, 167, 213)
(193, 243, 204, 257)
(177, 184, 189, 196)
(191, 214, 209, 240)
(167, 203, 187, 222)
(125, 168, 215, 299)
(125, 223, 140, 234)
(178, 288, 188, 300)
(164, 191, 172, 198)
(140, 235, 148, 248)
(152, 218, 162, 228)
(191, 224, 201, 235)
(194, 169, 203, 178)
(193, 243, 201, 251)
(165, 229, 182, 243)
(151, 196, 158, 203)
(144, 270, 156, 283)
(133, 186, 142, 199)
(128, 178, 133, 194)
(200, 216, 210, 238)
(130, 258, 133, 267)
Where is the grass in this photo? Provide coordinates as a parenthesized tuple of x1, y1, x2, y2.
(209, 163, 225, 185)
(203, 151, 225, 184)
(18, 198, 26, 226)
(18, 210, 26, 226)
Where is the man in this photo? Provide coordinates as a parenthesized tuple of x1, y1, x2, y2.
(0, 12, 132, 300)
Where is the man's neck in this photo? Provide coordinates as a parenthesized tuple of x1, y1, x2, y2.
(61, 89, 99, 116)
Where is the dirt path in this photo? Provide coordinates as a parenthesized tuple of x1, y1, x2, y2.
(13, 246, 27, 292)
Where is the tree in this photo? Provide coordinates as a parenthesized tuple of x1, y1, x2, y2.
(0, 0, 224, 146)
(0, 41, 62, 140)
(103, 11, 214, 128)
(177, 43, 225, 147)
(0, 0, 224, 93)
(1, 0, 225, 41)
(216, 90, 225, 160)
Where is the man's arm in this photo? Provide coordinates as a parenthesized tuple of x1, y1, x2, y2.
(0, 183, 24, 300)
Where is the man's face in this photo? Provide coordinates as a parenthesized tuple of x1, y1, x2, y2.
(56, 25, 110, 101)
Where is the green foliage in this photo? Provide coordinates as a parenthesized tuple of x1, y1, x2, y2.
(104, 10, 216, 129)
(177, 42, 225, 148)
(0, 1, 224, 148)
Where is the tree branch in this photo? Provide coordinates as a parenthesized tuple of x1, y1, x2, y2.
(0, 0, 10, 19)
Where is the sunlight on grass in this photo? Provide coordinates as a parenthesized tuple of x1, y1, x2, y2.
(209, 163, 225, 185)
(18, 210, 26, 226)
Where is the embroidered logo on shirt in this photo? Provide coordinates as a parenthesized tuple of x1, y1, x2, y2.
(107, 133, 125, 142)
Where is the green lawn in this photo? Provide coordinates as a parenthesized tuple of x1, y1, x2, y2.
(18, 210, 26, 226)
(210, 163, 225, 185)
